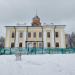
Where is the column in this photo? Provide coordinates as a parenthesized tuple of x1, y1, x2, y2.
(61, 30, 65, 48)
(51, 30, 55, 48)
(23, 32, 26, 47)
(5, 30, 10, 47)
(15, 31, 19, 47)
(43, 31, 47, 48)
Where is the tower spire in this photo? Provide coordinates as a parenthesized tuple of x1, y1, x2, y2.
(32, 9, 41, 26)
(36, 8, 37, 16)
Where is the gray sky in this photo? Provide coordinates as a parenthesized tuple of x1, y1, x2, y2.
(0, 0, 75, 37)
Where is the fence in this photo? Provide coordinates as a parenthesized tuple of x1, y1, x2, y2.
(0, 48, 75, 55)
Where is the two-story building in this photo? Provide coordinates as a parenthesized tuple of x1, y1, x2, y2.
(5, 16, 66, 48)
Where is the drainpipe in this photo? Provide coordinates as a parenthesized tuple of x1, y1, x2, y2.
(54, 25, 56, 48)
(14, 26, 16, 48)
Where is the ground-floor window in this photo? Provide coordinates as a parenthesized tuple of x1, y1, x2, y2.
(56, 42, 59, 47)
(19, 42, 22, 48)
(33, 42, 36, 48)
(39, 42, 43, 48)
(11, 42, 15, 48)
(47, 42, 50, 48)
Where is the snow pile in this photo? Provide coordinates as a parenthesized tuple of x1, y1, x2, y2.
(0, 54, 75, 75)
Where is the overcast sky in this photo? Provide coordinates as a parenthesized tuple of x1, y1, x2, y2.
(0, 0, 75, 37)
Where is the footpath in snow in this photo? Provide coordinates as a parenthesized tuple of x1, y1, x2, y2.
(0, 54, 75, 75)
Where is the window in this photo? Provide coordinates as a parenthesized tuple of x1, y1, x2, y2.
(66, 44, 68, 48)
(47, 32, 50, 38)
(33, 32, 36, 38)
(12, 32, 15, 38)
(11, 43, 14, 48)
(39, 42, 43, 48)
(47, 42, 50, 47)
(28, 42, 32, 47)
(55, 32, 59, 37)
(33, 42, 36, 48)
(56, 42, 59, 47)
(39, 32, 42, 38)
(20, 32, 23, 38)
(19, 42, 22, 47)
(28, 32, 31, 38)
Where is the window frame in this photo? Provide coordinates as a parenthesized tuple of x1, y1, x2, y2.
(11, 42, 15, 48)
(20, 32, 23, 38)
(56, 42, 59, 47)
(47, 42, 50, 48)
(19, 42, 22, 48)
(33, 32, 36, 38)
(12, 32, 15, 38)
(39, 42, 43, 48)
(28, 32, 31, 38)
(33, 42, 36, 48)
(39, 32, 42, 38)
(55, 32, 59, 38)
(47, 32, 50, 38)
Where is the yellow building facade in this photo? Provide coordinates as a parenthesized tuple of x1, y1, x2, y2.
(5, 16, 66, 48)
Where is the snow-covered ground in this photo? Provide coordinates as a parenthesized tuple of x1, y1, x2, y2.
(0, 54, 75, 75)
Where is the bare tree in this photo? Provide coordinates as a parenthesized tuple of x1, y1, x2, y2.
(70, 32, 75, 48)
(0, 36, 5, 48)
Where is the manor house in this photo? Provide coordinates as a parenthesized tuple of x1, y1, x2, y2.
(5, 16, 66, 48)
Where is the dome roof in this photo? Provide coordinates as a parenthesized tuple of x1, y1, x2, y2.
(33, 16, 40, 19)
(32, 15, 41, 26)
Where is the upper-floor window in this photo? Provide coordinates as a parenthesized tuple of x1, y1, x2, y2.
(33, 32, 36, 38)
(47, 42, 50, 47)
(28, 32, 31, 38)
(11, 42, 15, 48)
(39, 32, 42, 38)
(12, 32, 15, 38)
(56, 42, 59, 47)
(20, 32, 23, 38)
(47, 32, 50, 38)
(55, 32, 59, 38)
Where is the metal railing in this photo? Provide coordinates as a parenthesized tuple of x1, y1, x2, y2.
(0, 48, 75, 55)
